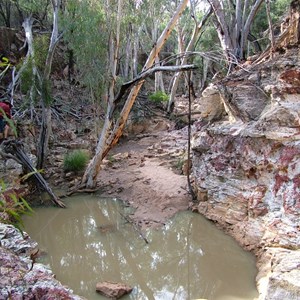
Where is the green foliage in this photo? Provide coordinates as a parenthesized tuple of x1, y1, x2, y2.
(41, 79, 53, 106)
(107, 154, 116, 163)
(61, 0, 107, 99)
(174, 157, 185, 171)
(19, 58, 35, 95)
(0, 181, 33, 232)
(63, 149, 90, 173)
(251, 0, 290, 50)
(17, 0, 50, 15)
(33, 35, 50, 71)
(198, 20, 219, 52)
(149, 91, 169, 103)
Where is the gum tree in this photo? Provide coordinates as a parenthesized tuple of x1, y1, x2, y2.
(208, 0, 265, 67)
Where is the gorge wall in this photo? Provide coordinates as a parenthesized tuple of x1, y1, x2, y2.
(192, 3, 300, 299)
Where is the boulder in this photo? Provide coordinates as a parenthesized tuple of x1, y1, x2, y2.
(96, 281, 133, 299)
(196, 84, 225, 122)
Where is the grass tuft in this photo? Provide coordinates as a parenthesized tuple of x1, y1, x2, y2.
(63, 149, 89, 172)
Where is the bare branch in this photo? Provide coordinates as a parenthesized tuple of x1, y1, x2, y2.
(114, 64, 197, 103)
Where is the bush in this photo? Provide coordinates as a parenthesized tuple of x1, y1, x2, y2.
(63, 149, 89, 172)
(149, 91, 169, 103)
(0, 181, 33, 232)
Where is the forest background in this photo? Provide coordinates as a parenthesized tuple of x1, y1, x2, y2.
(0, 0, 290, 192)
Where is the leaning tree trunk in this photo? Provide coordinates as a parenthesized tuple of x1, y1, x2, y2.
(208, 0, 234, 63)
(82, 0, 189, 188)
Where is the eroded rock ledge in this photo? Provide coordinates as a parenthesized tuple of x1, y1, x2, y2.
(191, 9, 300, 298)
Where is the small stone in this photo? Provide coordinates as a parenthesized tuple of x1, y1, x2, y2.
(65, 172, 73, 178)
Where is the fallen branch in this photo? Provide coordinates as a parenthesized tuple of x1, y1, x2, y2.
(114, 64, 197, 105)
(61, 187, 101, 198)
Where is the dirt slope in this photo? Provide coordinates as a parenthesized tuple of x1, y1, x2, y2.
(96, 127, 192, 229)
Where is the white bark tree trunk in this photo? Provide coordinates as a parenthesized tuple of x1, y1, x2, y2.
(132, 29, 139, 78)
(209, 0, 264, 64)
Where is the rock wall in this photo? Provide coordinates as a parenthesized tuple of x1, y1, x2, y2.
(0, 224, 84, 299)
(191, 5, 300, 299)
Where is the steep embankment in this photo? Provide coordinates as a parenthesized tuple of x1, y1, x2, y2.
(191, 5, 300, 299)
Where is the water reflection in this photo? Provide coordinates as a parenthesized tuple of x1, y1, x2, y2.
(23, 195, 258, 300)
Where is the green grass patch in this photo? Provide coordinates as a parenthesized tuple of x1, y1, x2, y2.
(63, 149, 90, 173)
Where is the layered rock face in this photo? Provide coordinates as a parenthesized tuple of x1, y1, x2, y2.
(192, 4, 300, 299)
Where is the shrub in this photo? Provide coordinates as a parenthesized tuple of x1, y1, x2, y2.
(63, 149, 89, 172)
(149, 91, 169, 103)
(0, 181, 33, 232)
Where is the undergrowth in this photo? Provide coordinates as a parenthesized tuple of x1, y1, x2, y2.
(149, 91, 169, 103)
(0, 181, 33, 232)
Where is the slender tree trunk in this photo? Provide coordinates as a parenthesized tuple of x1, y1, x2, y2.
(265, 0, 275, 54)
(208, 0, 234, 62)
(167, 7, 212, 112)
(235, 0, 243, 58)
(9, 18, 37, 102)
(36, 0, 61, 169)
(94, 0, 122, 156)
(132, 29, 139, 78)
(124, 26, 132, 79)
(82, 0, 189, 188)
(240, 0, 264, 58)
(199, 57, 209, 93)
(154, 55, 165, 92)
(240, 0, 249, 59)
(167, 21, 185, 111)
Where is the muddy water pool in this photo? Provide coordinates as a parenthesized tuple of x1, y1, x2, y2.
(23, 195, 258, 300)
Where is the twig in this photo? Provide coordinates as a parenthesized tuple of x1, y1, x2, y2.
(118, 210, 149, 244)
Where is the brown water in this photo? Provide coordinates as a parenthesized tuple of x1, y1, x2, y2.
(23, 195, 258, 300)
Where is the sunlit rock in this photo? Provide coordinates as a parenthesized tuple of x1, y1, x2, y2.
(257, 248, 300, 300)
(196, 84, 225, 122)
(96, 281, 133, 299)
